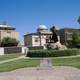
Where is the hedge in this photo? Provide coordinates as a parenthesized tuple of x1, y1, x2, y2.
(27, 49, 80, 57)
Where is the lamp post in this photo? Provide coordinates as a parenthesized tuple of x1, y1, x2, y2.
(77, 16, 80, 25)
(77, 16, 80, 29)
(77, 16, 80, 33)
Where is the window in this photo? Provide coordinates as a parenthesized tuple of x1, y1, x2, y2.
(66, 32, 73, 40)
(35, 37, 39, 42)
(7, 30, 11, 33)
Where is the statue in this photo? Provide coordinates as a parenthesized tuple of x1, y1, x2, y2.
(50, 26, 58, 43)
(46, 26, 67, 50)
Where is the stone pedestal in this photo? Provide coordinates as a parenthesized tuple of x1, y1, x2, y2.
(47, 41, 67, 50)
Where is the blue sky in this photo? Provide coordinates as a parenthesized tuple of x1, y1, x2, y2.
(0, 0, 80, 41)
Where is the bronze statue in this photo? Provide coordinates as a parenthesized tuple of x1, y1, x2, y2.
(46, 26, 67, 50)
(50, 26, 58, 43)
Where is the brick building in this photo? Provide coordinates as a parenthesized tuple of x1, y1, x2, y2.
(59, 28, 80, 46)
(0, 23, 19, 41)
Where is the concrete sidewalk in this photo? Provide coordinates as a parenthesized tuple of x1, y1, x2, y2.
(0, 55, 29, 64)
(0, 56, 80, 80)
(1, 54, 80, 64)
(0, 66, 80, 80)
(54, 55, 80, 59)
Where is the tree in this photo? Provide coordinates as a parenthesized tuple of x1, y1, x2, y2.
(1, 37, 19, 47)
(72, 32, 80, 48)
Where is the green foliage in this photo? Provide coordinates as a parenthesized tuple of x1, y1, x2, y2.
(72, 32, 80, 47)
(1, 37, 19, 47)
(27, 49, 80, 57)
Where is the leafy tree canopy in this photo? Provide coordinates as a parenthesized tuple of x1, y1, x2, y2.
(1, 37, 19, 47)
(72, 32, 80, 47)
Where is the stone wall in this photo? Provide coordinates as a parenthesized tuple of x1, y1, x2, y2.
(4, 47, 21, 54)
(0, 47, 28, 55)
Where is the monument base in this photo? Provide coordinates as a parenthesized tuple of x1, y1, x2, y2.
(47, 41, 67, 50)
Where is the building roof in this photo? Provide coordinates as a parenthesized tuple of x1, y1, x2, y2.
(24, 32, 52, 36)
(0, 24, 15, 30)
(59, 28, 80, 33)
(61, 28, 80, 30)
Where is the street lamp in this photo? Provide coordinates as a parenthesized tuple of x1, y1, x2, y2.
(77, 16, 80, 25)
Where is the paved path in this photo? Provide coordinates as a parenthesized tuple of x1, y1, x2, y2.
(0, 58, 80, 80)
(39, 58, 53, 70)
(0, 66, 80, 80)
(1, 56, 80, 80)
(0, 55, 29, 64)
(54, 55, 80, 59)
(0, 53, 80, 64)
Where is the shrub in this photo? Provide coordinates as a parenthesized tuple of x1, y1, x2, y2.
(27, 49, 80, 57)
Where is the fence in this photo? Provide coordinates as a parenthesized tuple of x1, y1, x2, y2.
(0, 47, 28, 55)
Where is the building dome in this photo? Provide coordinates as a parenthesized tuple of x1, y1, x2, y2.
(37, 25, 48, 33)
(38, 25, 48, 30)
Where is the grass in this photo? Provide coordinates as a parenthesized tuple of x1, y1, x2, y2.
(0, 53, 22, 61)
(0, 58, 40, 72)
(52, 56, 80, 69)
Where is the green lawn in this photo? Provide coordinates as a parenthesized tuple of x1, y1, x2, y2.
(52, 57, 80, 69)
(0, 54, 22, 61)
(0, 58, 40, 72)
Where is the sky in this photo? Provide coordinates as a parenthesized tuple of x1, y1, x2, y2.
(0, 0, 80, 41)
